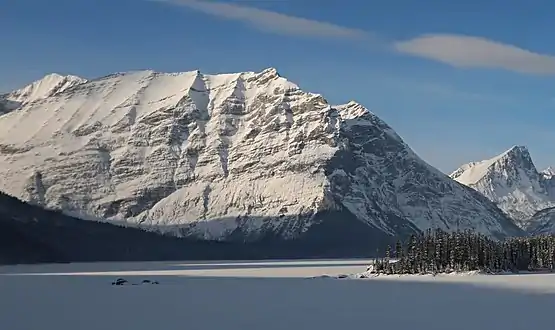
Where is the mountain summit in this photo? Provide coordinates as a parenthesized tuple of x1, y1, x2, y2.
(450, 146, 535, 185)
(451, 145, 555, 229)
(0, 68, 521, 253)
(1, 73, 86, 106)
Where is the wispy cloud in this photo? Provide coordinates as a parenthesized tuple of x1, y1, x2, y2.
(150, 0, 370, 40)
(387, 78, 514, 104)
(149, 0, 555, 75)
(394, 34, 555, 75)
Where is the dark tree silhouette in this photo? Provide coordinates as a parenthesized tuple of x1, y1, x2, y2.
(372, 229, 555, 274)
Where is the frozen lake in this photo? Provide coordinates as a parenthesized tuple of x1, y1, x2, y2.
(1, 259, 555, 330)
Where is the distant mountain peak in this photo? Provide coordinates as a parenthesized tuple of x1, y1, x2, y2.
(505, 144, 528, 154)
(497, 145, 537, 175)
(542, 166, 555, 179)
(450, 145, 535, 186)
(451, 145, 555, 228)
(501, 145, 534, 164)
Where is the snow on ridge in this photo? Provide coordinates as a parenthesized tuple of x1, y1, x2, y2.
(542, 166, 555, 180)
(450, 145, 529, 185)
(451, 145, 555, 230)
(3, 67, 297, 108)
(0, 67, 520, 242)
(5, 73, 87, 106)
(0, 67, 348, 240)
(334, 100, 403, 142)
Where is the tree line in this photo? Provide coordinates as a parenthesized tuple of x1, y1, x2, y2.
(372, 229, 555, 274)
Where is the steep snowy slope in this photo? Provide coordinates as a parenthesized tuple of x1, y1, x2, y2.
(450, 146, 555, 229)
(0, 68, 522, 248)
(0, 73, 86, 110)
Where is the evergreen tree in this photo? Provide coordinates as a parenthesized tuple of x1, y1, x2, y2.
(371, 229, 555, 275)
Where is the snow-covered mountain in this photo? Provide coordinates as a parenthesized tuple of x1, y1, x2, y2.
(541, 166, 555, 180)
(450, 145, 555, 230)
(0, 68, 522, 248)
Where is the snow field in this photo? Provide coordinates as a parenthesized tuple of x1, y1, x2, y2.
(1, 259, 555, 330)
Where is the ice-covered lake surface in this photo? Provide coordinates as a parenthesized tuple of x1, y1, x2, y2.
(2, 259, 555, 330)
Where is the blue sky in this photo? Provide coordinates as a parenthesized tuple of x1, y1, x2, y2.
(2, 0, 555, 172)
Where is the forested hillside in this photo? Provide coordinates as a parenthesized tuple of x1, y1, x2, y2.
(373, 229, 555, 274)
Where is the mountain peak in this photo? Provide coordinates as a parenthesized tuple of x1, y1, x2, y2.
(337, 100, 368, 117)
(450, 145, 534, 185)
(31, 73, 85, 88)
(0, 67, 522, 247)
(451, 145, 555, 226)
(259, 67, 279, 76)
(502, 145, 530, 159)
(497, 145, 536, 173)
(5, 73, 86, 106)
(542, 166, 555, 179)
(42, 73, 64, 80)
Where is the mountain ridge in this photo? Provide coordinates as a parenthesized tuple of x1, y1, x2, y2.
(0, 68, 523, 249)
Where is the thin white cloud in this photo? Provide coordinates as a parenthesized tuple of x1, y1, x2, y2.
(150, 0, 370, 40)
(394, 34, 555, 75)
(149, 0, 555, 75)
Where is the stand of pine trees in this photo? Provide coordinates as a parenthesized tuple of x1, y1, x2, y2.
(372, 229, 555, 275)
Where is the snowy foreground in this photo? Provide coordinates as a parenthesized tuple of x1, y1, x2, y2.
(2, 260, 555, 330)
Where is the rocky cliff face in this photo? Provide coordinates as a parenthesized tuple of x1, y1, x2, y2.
(451, 146, 555, 230)
(0, 68, 522, 248)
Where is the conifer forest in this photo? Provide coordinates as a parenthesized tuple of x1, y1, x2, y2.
(372, 229, 555, 274)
